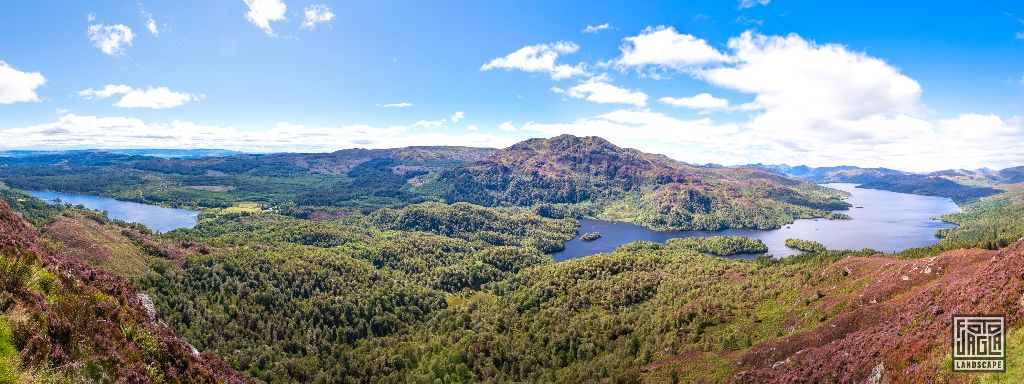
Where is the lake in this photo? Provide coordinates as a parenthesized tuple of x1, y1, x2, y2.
(26, 190, 199, 233)
(553, 183, 961, 261)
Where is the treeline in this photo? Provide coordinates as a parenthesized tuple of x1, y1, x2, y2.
(369, 202, 577, 253)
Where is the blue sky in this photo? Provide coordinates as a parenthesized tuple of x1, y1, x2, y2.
(2, 0, 1024, 171)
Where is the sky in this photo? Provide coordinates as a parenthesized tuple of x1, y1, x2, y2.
(2, 1, 1024, 172)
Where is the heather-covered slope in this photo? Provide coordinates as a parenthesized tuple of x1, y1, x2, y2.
(731, 242, 1024, 383)
(0, 198, 250, 382)
(432, 135, 850, 230)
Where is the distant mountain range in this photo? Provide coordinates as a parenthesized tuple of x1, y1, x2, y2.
(0, 148, 242, 159)
(4, 137, 1020, 213)
(745, 164, 1018, 202)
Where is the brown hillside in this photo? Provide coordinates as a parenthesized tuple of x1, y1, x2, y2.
(732, 244, 1023, 383)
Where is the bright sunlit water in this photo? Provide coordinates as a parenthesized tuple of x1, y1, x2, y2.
(553, 183, 961, 261)
(26, 190, 199, 233)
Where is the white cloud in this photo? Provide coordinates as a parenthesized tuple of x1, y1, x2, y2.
(79, 85, 200, 109)
(481, 42, 586, 80)
(87, 17, 135, 56)
(381, 102, 414, 108)
(582, 23, 612, 34)
(662, 31, 1015, 171)
(412, 119, 444, 128)
(690, 32, 930, 168)
(244, 0, 287, 36)
(301, 4, 335, 30)
(498, 121, 517, 131)
(140, 6, 159, 36)
(552, 76, 648, 107)
(701, 32, 922, 129)
(0, 61, 46, 104)
(613, 26, 730, 74)
(659, 93, 730, 110)
(451, 111, 465, 123)
(1016, 31, 1024, 41)
(466, 124, 479, 131)
(738, 0, 770, 9)
(0, 114, 518, 153)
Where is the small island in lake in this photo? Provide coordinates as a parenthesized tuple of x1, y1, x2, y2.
(666, 236, 768, 256)
(785, 238, 827, 253)
(580, 232, 602, 241)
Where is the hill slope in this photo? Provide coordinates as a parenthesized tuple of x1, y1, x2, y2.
(432, 135, 850, 230)
(0, 198, 250, 382)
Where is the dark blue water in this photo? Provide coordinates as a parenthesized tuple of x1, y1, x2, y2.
(26, 191, 199, 233)
(553, 183, 961, 261)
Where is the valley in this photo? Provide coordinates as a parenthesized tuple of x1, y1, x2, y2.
(3, 135, 1024, 382)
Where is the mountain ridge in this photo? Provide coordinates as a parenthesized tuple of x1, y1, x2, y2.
(431, 134, 851, 231)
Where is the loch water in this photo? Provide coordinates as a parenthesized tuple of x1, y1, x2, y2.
(553, 183, 961, 261)
(26, 190, 199, 233)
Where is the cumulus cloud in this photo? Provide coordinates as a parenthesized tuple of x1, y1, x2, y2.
(301, 4, 335, 30)
(481, 42, 586, 80)
(87, 16, 135, 56)
(612, 26, 730, 75)
(498, 121, 517, 131)
(244, 0, 287, 36)
(466, 124, 479, 131)
(0, 114, 518, 153)
(0, 61, 46, 104)
(699, 32, 923, 144)
(412, 119, 444, 128)
(381, 102, 414, 108)
(582, 23, 612, 34)
(659, 93, 730, 110)
(552, 75, 648, 107)
(738, 0, 770, 9)
(451, 111, 465, 123)
(79, 85, 200, 109)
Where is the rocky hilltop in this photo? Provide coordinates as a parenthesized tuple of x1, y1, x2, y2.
(433, 134, 851, 230)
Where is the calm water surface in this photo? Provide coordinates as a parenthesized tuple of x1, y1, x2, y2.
(26, 190, 199, 232)
(553, 183, 961, 261)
